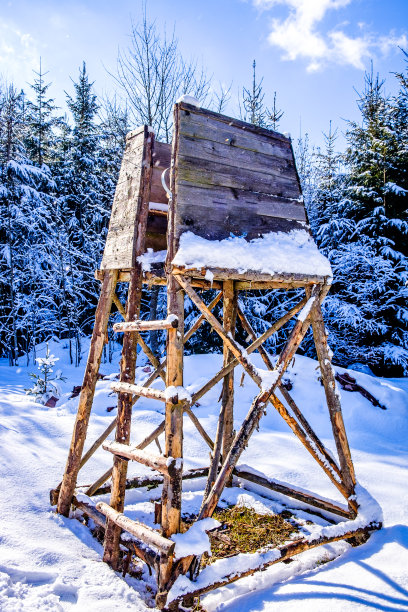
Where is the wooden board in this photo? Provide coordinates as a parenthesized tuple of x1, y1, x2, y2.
(101, 127, 147, 270)
(147, 140, 171, 250)
(173, 103, 307, 243)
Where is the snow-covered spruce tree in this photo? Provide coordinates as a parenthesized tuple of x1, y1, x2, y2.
(56, 63, 112, 365)
(0, 83, 53, 364)
(318, 68, 408, 374)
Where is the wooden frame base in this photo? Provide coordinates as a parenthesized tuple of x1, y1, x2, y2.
(55, 268, 372, 610)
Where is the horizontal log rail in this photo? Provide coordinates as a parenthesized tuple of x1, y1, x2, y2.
(72, 497, 160, 569)
(172, 265, 331, 287)
(169, 523, 379, 609)
(113, 316, 178, 332)
(234, 467, 351, 519)
(111, 381, 170, 403)
(102, 441, 182, 478)
(96, 501, 175, 555)
(91, 466, 211, 496)
(85, 420, 166, 496)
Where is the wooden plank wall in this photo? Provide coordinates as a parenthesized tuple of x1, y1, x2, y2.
(174, 103, 308, 243)
(101, 127, 148, 270)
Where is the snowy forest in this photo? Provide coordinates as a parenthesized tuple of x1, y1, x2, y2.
(1, 18, 407, 376)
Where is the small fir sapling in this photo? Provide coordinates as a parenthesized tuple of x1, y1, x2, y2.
(26, 344, 66, 404)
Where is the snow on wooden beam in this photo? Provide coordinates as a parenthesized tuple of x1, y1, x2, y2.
(113, 315, 178, 332)
(96, 502, 175, 555)
(102, 441, 182, 479)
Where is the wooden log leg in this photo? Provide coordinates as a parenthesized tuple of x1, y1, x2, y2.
(57, 269, 118, 517)
(202, 284, 237, 504)
(161, 281, 184, 539)
(310, 299, 357, 513)
(103, 268, 143, 569)
(222, 281, 238, 463)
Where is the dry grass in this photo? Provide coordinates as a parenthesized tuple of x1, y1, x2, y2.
(200, 505, 298, 567)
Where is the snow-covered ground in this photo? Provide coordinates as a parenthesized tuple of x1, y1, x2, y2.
(0, 339, 407, 611)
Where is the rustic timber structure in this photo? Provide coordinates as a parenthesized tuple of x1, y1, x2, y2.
(53, 101, 380, 609)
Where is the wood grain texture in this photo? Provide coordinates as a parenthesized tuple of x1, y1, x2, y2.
(56, 269, 118, 516)
(173, 104, 306, 243)
(101, 128, 147, 270)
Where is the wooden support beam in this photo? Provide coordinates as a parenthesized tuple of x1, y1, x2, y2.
(102, 441, 182, 478)
(311, 300, 357, 513)
(98, 502, 175, 555)
(91, 467, 210, 497)
(184, 292, 222, 344)
(103, 126, 153, 570)
(57, 269, 118, 517)
(169, 524, 379, 609)
(203, 282, 237, 503)
(72, 498, 160, 569)
(110, 381, 169, 403)
(237, 304, 342, 479)
(112, 293, 126, 319)
(113, 317, 178, 333)
(183, 406, 214, 451)
(233, 467, 351, 519)
(197, 285, 321, 520)
(190, 297, 308, 406)
(221, 280, 238, 461)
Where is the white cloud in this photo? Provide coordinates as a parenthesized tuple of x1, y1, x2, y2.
(253, 0, 407, 71)
(0, 22, 40, 86)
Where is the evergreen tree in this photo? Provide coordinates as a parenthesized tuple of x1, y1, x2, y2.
(316, 68, 408, 374)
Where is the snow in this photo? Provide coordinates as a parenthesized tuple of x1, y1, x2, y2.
(172, 230, 333, 278)
(0, 340, 408, 611)
(137, 249, 166, 272)
(171, 518, 220, 560)
(164, 385, 192, 403)
(176, 94, 201, 107)
(297, 296, 316, 322)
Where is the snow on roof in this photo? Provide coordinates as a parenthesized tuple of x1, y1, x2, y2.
(172, 230, 332, 278)
(176, 94, 201, 107)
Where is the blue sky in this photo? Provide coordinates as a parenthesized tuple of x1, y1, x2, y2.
(1, 0, 407, 147)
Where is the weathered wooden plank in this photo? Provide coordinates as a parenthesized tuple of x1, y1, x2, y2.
(178, 102, 292, 147)
(174, 183, 305, 242)
(177, 144, 300, 195)
(173, 103, 305, 244)
(152, 140, 171, 169)
(172, 266, 329, 285)
(101, 128, 146, 270)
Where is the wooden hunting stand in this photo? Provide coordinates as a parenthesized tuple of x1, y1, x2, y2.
(53, 102, 380, 609)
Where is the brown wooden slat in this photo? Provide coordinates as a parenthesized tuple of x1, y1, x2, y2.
(101, 128, 146, 270)
(178, 102, 291, 145)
